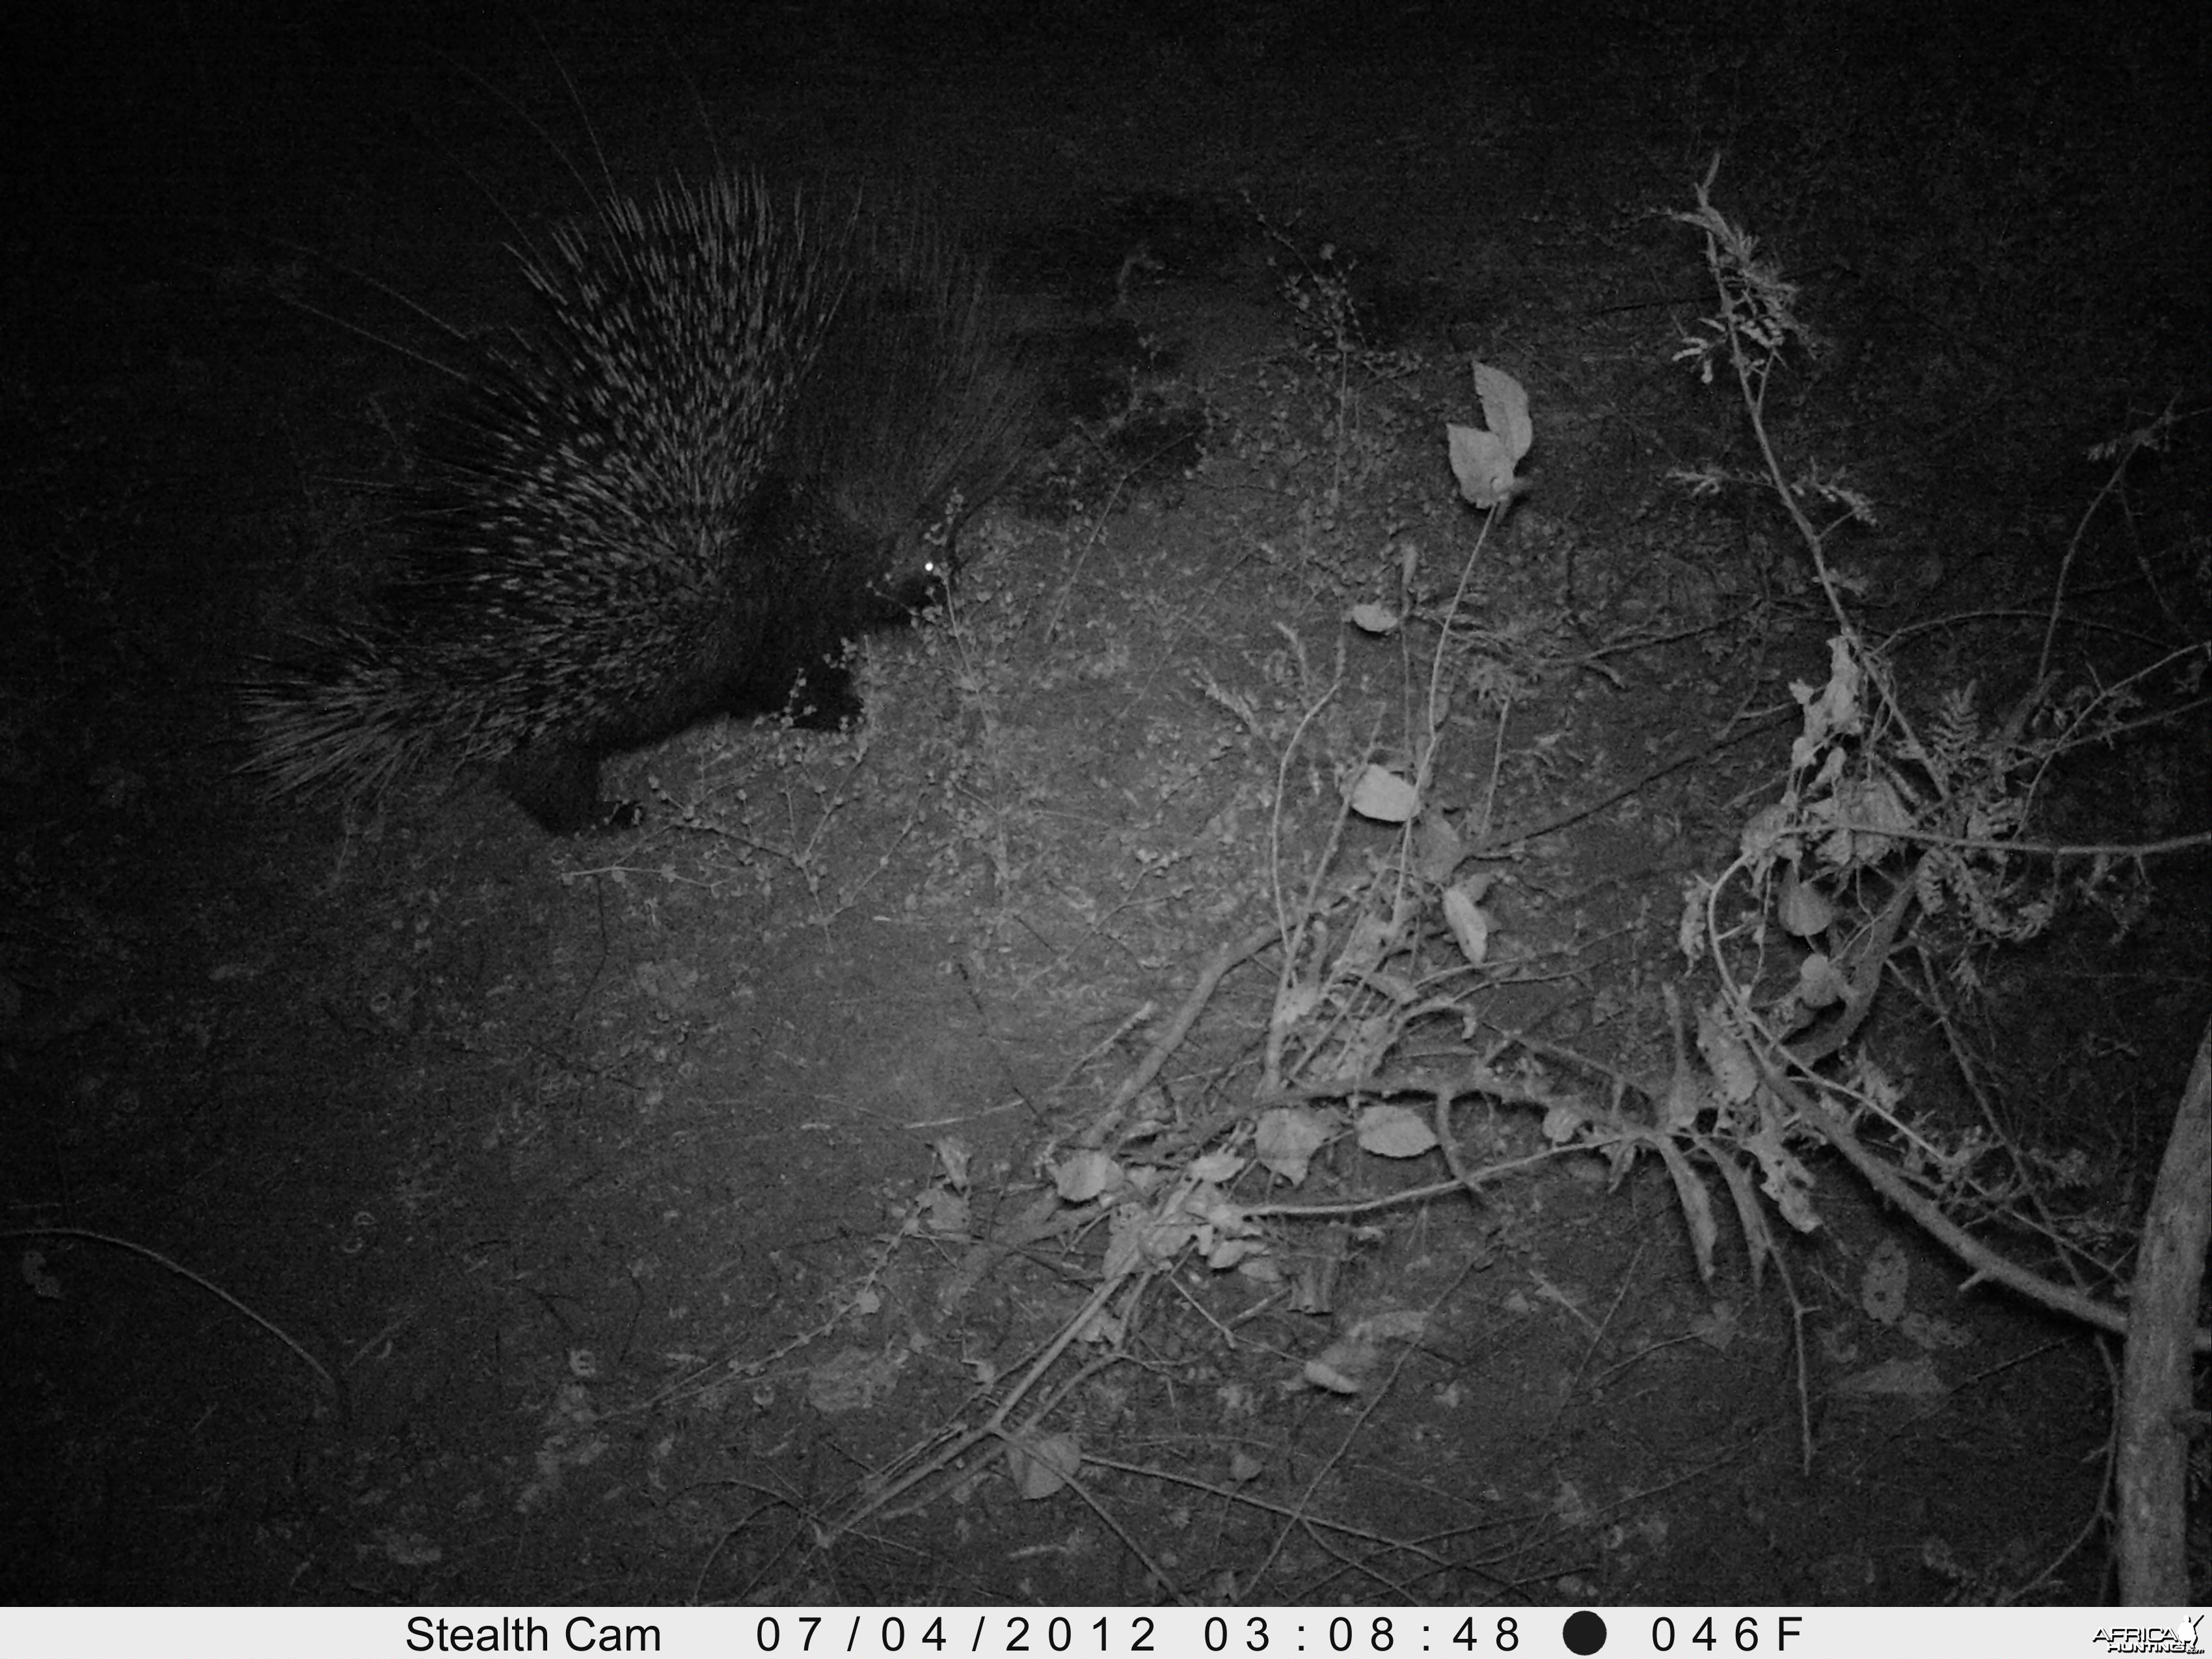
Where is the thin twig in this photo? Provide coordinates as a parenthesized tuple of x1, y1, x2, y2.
(7, 1226, 340, 1407)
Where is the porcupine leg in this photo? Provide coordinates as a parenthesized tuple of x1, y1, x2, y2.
(723, 474, 875, 734)
(497, 740, 640, 834)
(494, 668, 852, 835)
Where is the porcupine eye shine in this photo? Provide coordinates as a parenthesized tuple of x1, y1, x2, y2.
(243, 170, 1032, 836)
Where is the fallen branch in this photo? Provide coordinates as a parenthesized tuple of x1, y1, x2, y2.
(2116, 1015, 2211, 1602)
(1755, 1056, 2212, 1355)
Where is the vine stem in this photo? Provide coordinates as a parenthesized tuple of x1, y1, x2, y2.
(8, 1226, 341, 1407)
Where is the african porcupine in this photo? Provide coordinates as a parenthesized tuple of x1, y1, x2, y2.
(245, 170, 1030, 833)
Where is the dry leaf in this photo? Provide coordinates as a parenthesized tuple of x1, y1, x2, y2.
(1356, 1103, 1436, 1158)
(1256, 1106, 1332, 1184)
(1054, 1149, 1119, 1204)
(1441, 880, 1492, 967)
(1006, 1431, 1083, 1499)
(1349, 764, 1420, 823)
(1446, 362, 1534, 509)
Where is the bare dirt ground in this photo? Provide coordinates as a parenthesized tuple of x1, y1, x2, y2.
(4, 0, 2206, 1609)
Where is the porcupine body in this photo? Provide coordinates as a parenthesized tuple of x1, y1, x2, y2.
(245, 171, 1029, 833)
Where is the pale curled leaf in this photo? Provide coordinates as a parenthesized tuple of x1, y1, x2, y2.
(1188, 1150, 1248, 1184)
(1135, 1215, 1201, 1272)
(1790, 635, 1866, 768)
(1794, 952, 1850, 1010)
(1255, 1106, 1332, 1184)
(1777, 865, 1835, 937)
(1271, 977, 1323, 1032)
(1349, 764, 1420, 823)
(1697, 1001, 1762, 1106)
(1325, 1016, 1396, 1085)
(1414, 815, 1468, 883)
(1053, 1150, 1120, 1204)
(1654, 1135, 1720, 1285)
(1473, 362, 1533, 461)
(1746, 1118, 1822, 1234)
(1102, 1206, 1146, 1280)
(1006, 1431, 1083, 1500)
(1678, 874, 1716, 963)
(934, 1137, 972, 1189)
(917, 1185, 969, 1237)
(1302, 1310, 1427, 1394)
(1740, 802, 1796, 863)
(1337, 907, 1399, 977)
(1206, 1235, 1271, 1271)
(1705, 1150, 1776, 1289)
(1075, 1304, 1124, 1345)
(1356, 1103, 1436, 1158)
(1541, 1100, 1592, 1143)
(1662, 1064, 1713, 1133)
(1446, 363, 1534, 509)
(1441, 881, 1492, 967)
(1347, 601, 1400, 635)
(1447, 424, 1522, 509)
(1303, 1358, 1363, 1395)
(1829, 776, 1913, 864)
